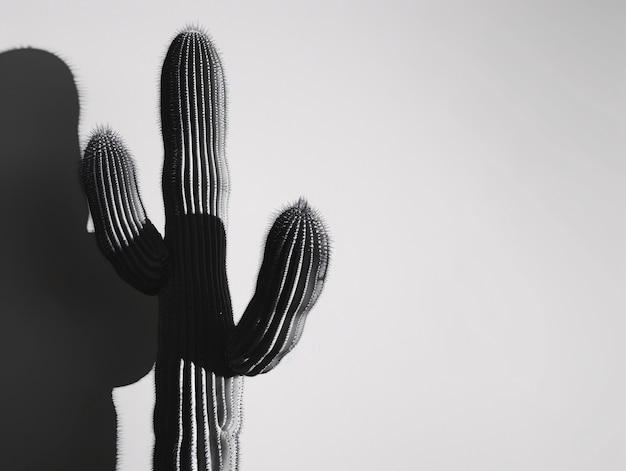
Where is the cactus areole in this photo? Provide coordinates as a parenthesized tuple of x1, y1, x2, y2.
(81, 28, 330, 471)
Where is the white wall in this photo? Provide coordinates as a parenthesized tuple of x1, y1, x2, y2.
(3, 1, 625, 470)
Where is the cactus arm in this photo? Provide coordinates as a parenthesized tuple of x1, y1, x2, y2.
(80, 130, 168, 295)
(227, 199, 330, 376)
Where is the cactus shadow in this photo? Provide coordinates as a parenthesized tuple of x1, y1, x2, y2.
(0, 49, 157, 471)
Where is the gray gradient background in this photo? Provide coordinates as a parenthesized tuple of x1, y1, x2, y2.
(2, 1, 625, 470)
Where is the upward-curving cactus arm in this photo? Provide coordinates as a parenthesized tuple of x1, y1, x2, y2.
(81, 27, 330, 471)
(81, 130, 168, 295)
(227, 199, 330, 376)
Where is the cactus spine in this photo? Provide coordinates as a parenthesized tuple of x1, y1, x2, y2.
(80, 28, 330, 471)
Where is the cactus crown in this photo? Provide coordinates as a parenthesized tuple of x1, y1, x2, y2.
(161, 28, 229, 221)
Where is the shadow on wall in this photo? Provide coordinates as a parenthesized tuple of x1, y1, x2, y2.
(0, 49, 157, 471)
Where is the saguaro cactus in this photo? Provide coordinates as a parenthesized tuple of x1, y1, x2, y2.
(80, 27, 330, 471)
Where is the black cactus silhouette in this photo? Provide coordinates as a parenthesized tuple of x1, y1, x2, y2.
(80, 27, 330, 471)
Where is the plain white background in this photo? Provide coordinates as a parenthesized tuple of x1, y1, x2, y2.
(2, 1, 625, 469)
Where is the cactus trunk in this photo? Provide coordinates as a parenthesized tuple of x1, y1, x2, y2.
(155, 30, 242, 471)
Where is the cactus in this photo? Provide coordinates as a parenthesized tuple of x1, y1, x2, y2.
(80, 27, 330, 471)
